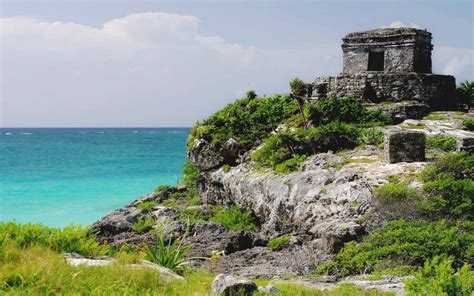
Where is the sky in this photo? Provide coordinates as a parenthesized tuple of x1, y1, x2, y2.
(1, 0, 473, 127)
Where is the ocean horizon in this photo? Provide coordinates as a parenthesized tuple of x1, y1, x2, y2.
(0, 127, 189, 227)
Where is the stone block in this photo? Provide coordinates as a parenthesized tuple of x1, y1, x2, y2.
(385, 129, 426, 163)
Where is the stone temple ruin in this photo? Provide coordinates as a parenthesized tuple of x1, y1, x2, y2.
(312, 28, 456, 112)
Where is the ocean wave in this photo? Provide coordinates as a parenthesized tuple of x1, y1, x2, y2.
(132, 131, 139, 133)
(167, 131, 185, 134)
(5, 133, 13, 135)
(20, 132, 33, 135)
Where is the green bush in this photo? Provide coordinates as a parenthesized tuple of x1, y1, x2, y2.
(154, 184, 173, 193)
(311, 96, 391, 125)
(419, 152, 474, 182)
(252, 123, 359, 172)
(315, 220, 474, 277)
(131, 217, 155, 234)
(188, 94, 299, 149)
(462, 118, 474, 131)
(423, 177, 474, 220)
(210, 205, 256, 231)
(267, 235, 291, 251)
(426, 135, 457, 152)
(419, 152, 474, 220)
(0, 222, 108, 257)
(358, 128, 385, 146)
(137, 201, 158, 212)
(181, 162, 200, 187)
(274, 155, 307, 173)
(405, 256, 472, 296)
(374, 182, 417, 202)
(373, 181, 423, 220)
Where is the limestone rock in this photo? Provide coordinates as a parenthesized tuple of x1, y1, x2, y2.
(187, 138, 223, 170)
(385, 129, 425, 163)
(211, 274, 257, 296)
(258, 284, 280, 294)
(221, 138, 242, 165)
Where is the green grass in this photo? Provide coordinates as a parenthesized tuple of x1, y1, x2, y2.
(210, 205, 256, 231)
(0, 243, 215, 295)
(253, 282, 395, 296)
(0, 221, 108, 257)
(267, 235, 291, 251)
(424, 112, 449, 121)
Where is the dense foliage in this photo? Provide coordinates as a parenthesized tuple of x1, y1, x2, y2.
(420, 152, 474, 220)
(188, 94, 299, 149)
(315, 220, 474, 277)
(426, 135, 457, 152)
(405, 256, 472, 296)
(307, 96, 392, 126)
(252, 122, 360, 172)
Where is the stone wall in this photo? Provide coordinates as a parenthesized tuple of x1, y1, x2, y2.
(312, 73, 455, 110)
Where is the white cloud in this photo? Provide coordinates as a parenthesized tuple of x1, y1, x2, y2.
(433, 46, 474, 81)
(0, 12, 339, 127)
(381, 21, 422, 29)
(0, 13, 471, 127)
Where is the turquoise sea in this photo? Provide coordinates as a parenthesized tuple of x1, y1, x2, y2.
(0, 128, 189, 227)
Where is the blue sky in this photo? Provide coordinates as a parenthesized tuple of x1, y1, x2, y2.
(1, 0, 473, 127)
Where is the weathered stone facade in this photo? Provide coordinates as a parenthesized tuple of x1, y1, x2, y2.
(342, 28, 432, 74)
(312, 28, 456, 111)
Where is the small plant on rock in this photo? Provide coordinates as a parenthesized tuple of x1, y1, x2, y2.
(137, 201, 158, 212)
(210, 205, 256, 231)
(143, 226, 206, 272)
(267, 235, 291, 251)
(131, 217, 155, 234)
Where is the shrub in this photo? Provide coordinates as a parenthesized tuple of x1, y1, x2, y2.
(274, 155, 307, 173)
(188, 94, 299, 149)
(419, 152, 474, 182)
(154, 184, 173, 192)
(426, 135, 457, 152)
(405, 256, 472, 296)
(252, 123, 359, 172)
(312, 96, 391, 125)
(267, 235, 291, 251)
(0, 222, 108, 257)
(181, 162, 200, 187)
(373, 182, 423, 220)
(418, 152, 474, 220)
(315, 220, 474, 277)
(131, 217, 155, 234)
(210, 205, 256, 231)
(314, 122, 360, 151)
(423, 177, 474, 220)
(462, 118, 474, 131)
(358, 128, 385, 146)
(137, 201, 158, 212)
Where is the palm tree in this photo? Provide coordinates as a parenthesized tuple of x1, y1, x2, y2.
(289, 77, 311, 128)
(456, 80, 474, 110)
